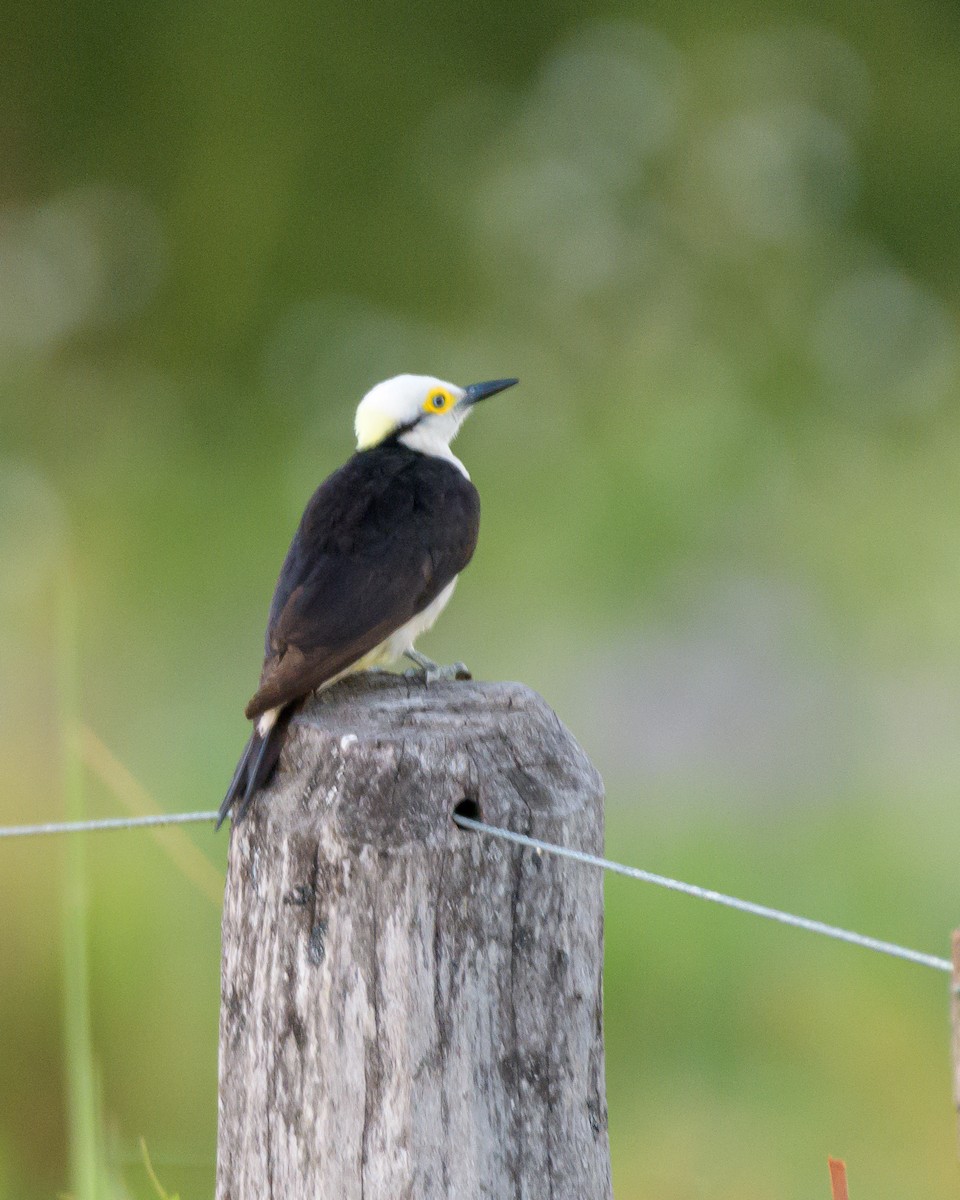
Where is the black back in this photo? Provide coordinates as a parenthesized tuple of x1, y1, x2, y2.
(245, 441, 480, 718)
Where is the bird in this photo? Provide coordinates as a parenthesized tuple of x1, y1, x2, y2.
(216, 372, 518, 829)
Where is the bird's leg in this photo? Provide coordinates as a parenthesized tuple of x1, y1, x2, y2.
(403, 648, 471, 683)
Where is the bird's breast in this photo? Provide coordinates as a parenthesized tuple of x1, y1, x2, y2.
(372, 578, 459, 665)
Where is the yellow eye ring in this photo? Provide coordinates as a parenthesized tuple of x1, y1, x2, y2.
(424, 389, 453, 414)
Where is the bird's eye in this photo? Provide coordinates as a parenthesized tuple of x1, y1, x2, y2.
(425, 390, 451, 413)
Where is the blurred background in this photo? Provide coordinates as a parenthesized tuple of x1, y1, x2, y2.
(2, 0, 960, 1195)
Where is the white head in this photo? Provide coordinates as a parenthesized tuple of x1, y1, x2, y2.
(354, 374, 518, 472)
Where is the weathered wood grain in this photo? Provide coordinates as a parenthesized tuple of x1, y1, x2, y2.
(216, 674, 612, 1200)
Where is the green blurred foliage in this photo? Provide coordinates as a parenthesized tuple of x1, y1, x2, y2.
(1, 0, 960, 1195)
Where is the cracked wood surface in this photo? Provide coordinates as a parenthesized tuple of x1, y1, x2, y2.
(216, 674, 612, 1200)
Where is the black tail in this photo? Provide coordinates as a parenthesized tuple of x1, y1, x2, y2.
(216, 706, 293, 830)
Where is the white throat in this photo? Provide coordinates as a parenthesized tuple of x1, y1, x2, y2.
(398, 424, 470, 478)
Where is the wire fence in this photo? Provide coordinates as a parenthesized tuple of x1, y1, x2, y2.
(452, 813, 953, 973)
(0, 812, 219, 838)
(0, 805, 952, 975)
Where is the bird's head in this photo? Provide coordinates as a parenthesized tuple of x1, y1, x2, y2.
(354, 374, 518, 456)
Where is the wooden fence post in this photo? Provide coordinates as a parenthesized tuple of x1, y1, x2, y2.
(216, 674, 612, 1200)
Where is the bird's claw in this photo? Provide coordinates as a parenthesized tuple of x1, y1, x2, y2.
(404, 660, 472, 684)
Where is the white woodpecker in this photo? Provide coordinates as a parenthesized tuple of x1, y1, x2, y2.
(217, 373, 518, 827)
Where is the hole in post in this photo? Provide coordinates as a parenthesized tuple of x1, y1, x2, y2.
(452, 798, 481, 830)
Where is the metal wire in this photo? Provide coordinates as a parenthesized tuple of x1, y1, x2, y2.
(0, 807, 951, 975)
(0, 812, 219, 838)
(453, 814, 954, 974)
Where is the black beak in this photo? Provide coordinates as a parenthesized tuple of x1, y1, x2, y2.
(462, 377, 519, 406)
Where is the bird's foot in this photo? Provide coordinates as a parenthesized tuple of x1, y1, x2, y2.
(403, 649, 472, 684)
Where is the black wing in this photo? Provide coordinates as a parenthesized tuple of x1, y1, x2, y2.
(244, 442, 480, 719)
